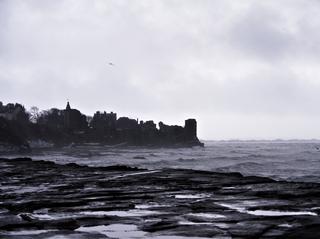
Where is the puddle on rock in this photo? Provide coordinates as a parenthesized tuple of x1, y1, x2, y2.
(278, 223, 293, 228)
(135, 203, 169, 209)
(187, 213, 226, 219)
(1, 229, 56, 236)
(247, 209, 317, 216)
(19, 212, 74, 221)
(174, 193, 211, 199)
(178, 221, 213, 225)
(80, 209, 164, 217)
(218, 203, 317, 217)
(76, 224, 146, 238)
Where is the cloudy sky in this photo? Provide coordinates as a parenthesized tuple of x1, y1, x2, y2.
(1, 0, 320, 140)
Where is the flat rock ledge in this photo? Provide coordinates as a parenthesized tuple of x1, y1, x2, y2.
(0, 157, 320, 239)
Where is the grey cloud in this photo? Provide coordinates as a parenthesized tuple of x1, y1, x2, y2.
(227, 2, 295, 61)
(1, 0, 320, 139)
(227, 1, 320, 62)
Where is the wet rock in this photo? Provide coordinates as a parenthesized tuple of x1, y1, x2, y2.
(0, 157, 319, 238)
(278, 224, 320, 239)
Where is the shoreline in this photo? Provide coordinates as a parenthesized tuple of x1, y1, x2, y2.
(1, 157, 320, 238)
(0, 154, 318, 185)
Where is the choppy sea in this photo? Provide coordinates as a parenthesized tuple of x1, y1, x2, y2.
(6, 140, 320, 183)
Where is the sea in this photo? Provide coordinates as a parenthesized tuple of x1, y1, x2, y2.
(6, 140, 320, 183)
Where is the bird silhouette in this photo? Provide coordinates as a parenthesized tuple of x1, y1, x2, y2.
(108, 62, 114, 66)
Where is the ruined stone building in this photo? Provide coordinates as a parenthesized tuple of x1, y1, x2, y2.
(90, 111, 117, 131)
(64, 102, 87, 132)
(184, 119, 197, 141)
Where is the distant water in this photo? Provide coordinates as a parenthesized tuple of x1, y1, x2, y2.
(6, 140, 320, 183)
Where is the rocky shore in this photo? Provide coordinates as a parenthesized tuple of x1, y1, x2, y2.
(0, 158, 320, 238)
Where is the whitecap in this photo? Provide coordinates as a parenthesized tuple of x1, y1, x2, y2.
(110, 170, 160, 179)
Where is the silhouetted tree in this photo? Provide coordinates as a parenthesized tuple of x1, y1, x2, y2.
(38, 108, 64, 129)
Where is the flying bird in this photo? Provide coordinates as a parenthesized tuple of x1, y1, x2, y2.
(108, 62, 114, 66)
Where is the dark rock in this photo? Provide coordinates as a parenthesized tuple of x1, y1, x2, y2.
(1, 157, 320, 238)
(278, 224, 320, 239)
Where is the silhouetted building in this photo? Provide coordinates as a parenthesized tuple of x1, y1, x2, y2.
(64, 102, 87, 131)
(140, 120, 158, 143)
(159, 122, 185, 143)
(141, 120, 157, 130)
(0, 100, 203, 148)
(91, 111, 117, 130)
(184, 119, 197, 141)
(117, 117, 138, 130)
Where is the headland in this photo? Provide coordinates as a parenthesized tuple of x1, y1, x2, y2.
(0, 101, 203, 152)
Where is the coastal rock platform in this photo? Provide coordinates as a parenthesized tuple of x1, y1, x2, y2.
(0, 158, 320, 238)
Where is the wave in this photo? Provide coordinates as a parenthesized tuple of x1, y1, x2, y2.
(4, 156, 320, 185)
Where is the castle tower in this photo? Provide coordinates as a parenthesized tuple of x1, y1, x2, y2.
(66, 101, 71, 111)
(64, 101, 71, 129)
(184, 119, 197, 140)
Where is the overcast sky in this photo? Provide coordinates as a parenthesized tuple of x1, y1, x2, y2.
(1, 0, 320, 140)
